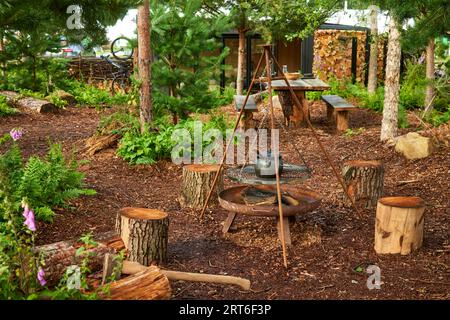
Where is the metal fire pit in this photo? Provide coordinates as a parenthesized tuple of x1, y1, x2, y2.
(218, 185, 321, 246)
(226, 164, 311, 185)
(219, 185, 321, 217)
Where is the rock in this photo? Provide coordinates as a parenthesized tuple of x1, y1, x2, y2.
(395, 132, 435, 159)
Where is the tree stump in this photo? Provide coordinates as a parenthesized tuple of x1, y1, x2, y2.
(179, 164, 224, 209)
(115, 207, 169, 266)
(100, 266, 171, 300)
(342, 160, 384, 209)
(374, 197, 425, 255)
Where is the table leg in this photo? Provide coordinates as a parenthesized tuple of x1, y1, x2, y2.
(222, 212, 237, 234)
(293, 91, 310, 127)
(276, 216, 292, 246)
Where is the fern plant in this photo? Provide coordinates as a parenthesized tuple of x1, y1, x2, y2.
(0, 140, 95, 222)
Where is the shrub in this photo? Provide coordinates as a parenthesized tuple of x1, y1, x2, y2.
(117, 114, 231, 165)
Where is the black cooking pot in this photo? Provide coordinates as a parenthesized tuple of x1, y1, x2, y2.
(255, 151, 283, 178)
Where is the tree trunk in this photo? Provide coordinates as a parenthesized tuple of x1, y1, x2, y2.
(115, 207, 169, 266)
(137, 0, 153, 133)
(100, 266, 171, 300)
(342, 160, 384, 209)
(179, 164, 224, 209)
(35, 239, 115, 286)
(367, 5, 379, 94)
(424, 38, 435, 116)
(236, 27, 247, 96)
(374, 196, 425, 255)
(0, 90, 57, 113)
(380, 18, 401, 142)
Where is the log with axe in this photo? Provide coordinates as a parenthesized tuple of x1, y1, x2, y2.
(101, 253, 251, 295)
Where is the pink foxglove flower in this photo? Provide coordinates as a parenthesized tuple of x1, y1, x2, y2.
(37, 268, 46, 286)
(24, 209, 36, 232)
(9, 128, 23, 141)
(23, 204, 30, 219)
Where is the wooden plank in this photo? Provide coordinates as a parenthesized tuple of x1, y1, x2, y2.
(321, 95, 355, 110)
(269, 78, 330, 91)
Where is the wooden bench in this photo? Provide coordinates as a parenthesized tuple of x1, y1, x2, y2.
(321, 95, 356, 132)
(234, 95, 259, 129)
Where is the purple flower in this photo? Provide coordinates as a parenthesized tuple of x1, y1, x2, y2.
(37, 268, 46, 286)
(22, 204, 30, 219)
(24, 209, 36, 232)
(9, 128, 23, 141)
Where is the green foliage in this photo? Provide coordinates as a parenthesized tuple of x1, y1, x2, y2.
(150, 0, 231, 118)
(64, 80, 129, 108)
(98, 108, 141, 136)
(0, 96, 17, 116)
(210, 87, 236, 107)
(251, 0, 340, 41)
(118, 114, 231, 165)
(0, 140, 96, 222)
(344, 127, 365, 137)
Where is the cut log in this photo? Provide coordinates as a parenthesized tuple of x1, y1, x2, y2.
(35, 240, 115, 286)
(342, 160, 384, 209)
(0, 90, 57, 113)
(84, 133, 120, 156)
(179, 164, 224, 209)
(100, 266, 171, 300)
(374, 196, 425, 255)
(115, 207, 169, 266)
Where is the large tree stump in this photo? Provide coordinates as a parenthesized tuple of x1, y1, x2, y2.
(342, 160, 384, 209)
(179, 164, 223, 209)
(374, 197, 425, 255)
(115, 207, 169, 266)
(100, 266, 171, 300)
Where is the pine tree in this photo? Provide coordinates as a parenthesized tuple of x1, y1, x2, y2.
(150, 0, 230, 122)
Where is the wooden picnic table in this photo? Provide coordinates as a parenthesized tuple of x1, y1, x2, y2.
(265, 78, 330, 127)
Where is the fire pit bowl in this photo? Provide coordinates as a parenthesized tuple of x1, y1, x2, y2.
(218, 185, 321, 217)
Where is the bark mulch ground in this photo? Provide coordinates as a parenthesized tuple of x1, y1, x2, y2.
(1, 102, 448, 300)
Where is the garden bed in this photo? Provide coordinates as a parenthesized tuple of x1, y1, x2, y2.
(0, 102, 448, 300)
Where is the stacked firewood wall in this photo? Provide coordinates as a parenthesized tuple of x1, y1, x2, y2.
(313, 30, 386, 84)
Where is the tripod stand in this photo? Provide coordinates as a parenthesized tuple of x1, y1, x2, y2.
(200, 44, 361, 268)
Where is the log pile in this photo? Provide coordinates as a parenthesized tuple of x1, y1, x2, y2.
(67, 56, 133, 82)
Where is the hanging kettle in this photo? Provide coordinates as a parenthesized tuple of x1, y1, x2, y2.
(255, 151, 283, 178)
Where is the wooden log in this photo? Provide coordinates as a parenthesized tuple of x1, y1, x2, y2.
(179, 164, 224, 209)
(115, 207, 169, 266)
(122, 260, 251, 291)
(0, 90, 57, 113)
(374, 196, 425, 255)
(84, 133, 120, 156)
(342, 160, 384, 209)
(100, 266, 171, 300)
(35, 240, 115, 286)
